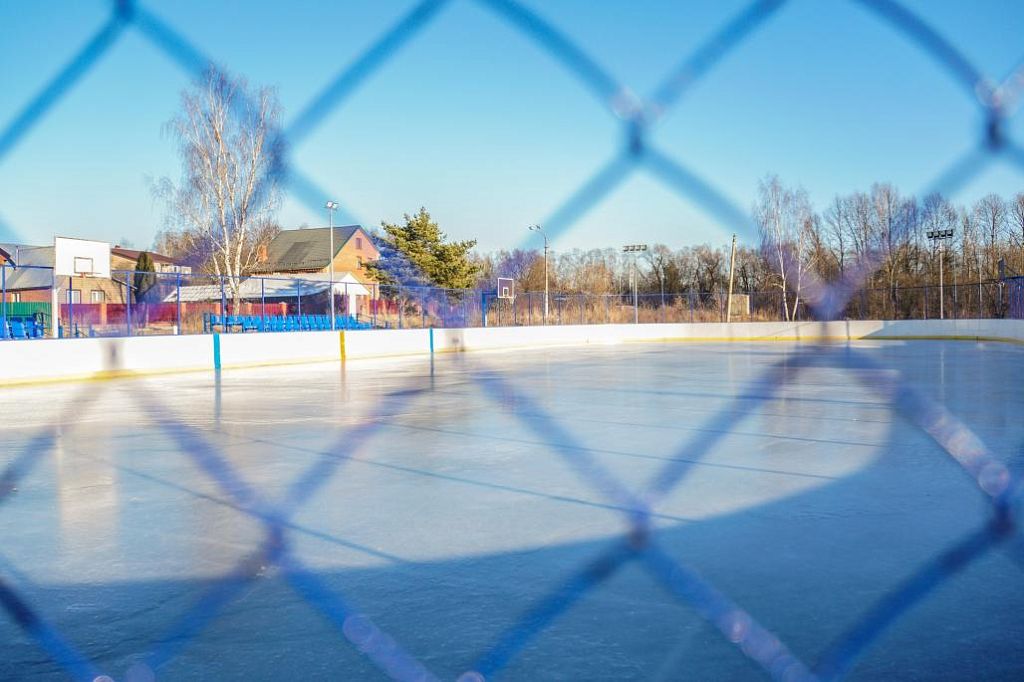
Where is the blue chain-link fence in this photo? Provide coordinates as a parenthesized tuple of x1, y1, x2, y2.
(2, 1, 1024, 680)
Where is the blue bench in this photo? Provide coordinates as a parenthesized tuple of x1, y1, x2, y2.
(200, 313, 374, 334)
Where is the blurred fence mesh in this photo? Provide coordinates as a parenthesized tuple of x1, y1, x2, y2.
(2, 1, 1024, 681)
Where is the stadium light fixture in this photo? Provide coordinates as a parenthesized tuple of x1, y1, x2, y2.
(622, 244, 648, 323)
(528, 224, 549, 323)
(926, 228, 955, 319)
(326, 201, 339, 330)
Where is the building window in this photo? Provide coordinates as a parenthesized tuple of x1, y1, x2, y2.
(90, 290, 105, 303)
(10, 292, 20, 303)
(357, 257, 363, 267)
(355, 237, 362, 250)
(69, 290, 81, 304)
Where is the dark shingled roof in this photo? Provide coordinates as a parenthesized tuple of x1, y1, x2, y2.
(111, 247, 175, 264)
(250, 226, 365, 274)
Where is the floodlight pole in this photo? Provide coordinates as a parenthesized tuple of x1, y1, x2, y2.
(927, 228, 954, 320)
(326, 201, 338, 330)
(622, 244, 647, 324)
(529, 225, 548, 323)
(726, 234, 737, 323)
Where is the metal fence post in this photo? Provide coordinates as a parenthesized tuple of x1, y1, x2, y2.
(219, 275, 226, 330)
(176, 272, 182, 335)
(67, 280, 74, 338)
(1, 264, 6, 337)
(261, 277, 266, 319)
(126, 277, 133, 336)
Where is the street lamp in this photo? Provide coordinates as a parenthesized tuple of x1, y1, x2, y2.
(325, 201, 339, 330)
(926, 228, 954, 319)
(622, 243, 648, 324)
(528, 224, 549, 323)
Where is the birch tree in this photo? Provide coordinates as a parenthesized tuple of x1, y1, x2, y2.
(756, 175, 812, 320)
(155, 68, 284, 306)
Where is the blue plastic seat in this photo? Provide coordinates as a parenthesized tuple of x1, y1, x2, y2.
(9, 320, 28, 340)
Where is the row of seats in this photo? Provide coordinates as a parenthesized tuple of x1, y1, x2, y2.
(203, 314, 373, 333)
(0, 317, 46, 340)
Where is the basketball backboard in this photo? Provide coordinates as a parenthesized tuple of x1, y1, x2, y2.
(497, 277, 514, 299)
(54, 237, 111, 278)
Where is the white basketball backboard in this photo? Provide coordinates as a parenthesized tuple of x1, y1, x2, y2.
(54, 237, 111, 278)
(497, 277, 515, 299)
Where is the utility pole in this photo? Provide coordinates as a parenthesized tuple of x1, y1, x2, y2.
(726, 233, 737, 322)
(528, 225, 549, 323)
(622, 244, 648, 324)
(927, 228, 954, 319)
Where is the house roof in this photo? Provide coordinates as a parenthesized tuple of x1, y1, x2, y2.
(111, 247, 175, 264)
(0, 244, 54, 290)
(250, 226, 367, 274)
(0, 246, 13, 266)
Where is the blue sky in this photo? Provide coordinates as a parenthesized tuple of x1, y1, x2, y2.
(2, 0, 1024, 253)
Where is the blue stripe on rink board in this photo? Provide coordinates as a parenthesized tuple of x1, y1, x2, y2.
(213, 333, 221, 370)
(429, 327, 434, 353)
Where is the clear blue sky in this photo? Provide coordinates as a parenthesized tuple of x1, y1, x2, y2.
(2, 0, 1024, 253)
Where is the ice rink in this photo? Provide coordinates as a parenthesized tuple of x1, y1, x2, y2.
(1, 340, 1023, 680)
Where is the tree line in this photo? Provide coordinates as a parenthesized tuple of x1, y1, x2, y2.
(474, 176, 1024, 319)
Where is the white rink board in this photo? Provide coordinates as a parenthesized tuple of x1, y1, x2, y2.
(0, 319, 1023, 386)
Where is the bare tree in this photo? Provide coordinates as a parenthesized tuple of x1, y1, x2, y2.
(154, 68, 285, 306)
(974, 194, 1007, 279)
(823, 196, 849, 279)
(1010, 192, 1024, 273)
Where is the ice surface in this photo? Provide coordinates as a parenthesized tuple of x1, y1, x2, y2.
(0, 340, 1022, 680)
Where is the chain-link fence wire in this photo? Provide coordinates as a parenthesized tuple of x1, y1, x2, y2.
(3, 0, 1024, 679)
(3, 263, 1014, 338)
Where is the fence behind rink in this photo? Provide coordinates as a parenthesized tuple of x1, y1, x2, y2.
(4, 0, 1024, 681)
(1, 263, 1019, 339)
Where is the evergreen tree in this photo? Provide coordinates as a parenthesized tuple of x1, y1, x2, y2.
(368, 207, 478, 289)
(133, 251, 157, 303)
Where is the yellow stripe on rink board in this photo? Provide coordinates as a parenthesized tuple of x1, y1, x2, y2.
(340, 330, 346, 361)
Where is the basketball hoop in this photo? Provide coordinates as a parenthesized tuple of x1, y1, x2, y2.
(497, 277, 515, 300)
(73, 256, 96, 278)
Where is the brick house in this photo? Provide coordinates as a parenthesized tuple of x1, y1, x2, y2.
(250, 226, 379, 282)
